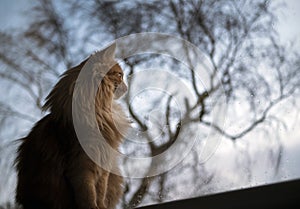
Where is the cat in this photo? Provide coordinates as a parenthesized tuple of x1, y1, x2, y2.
(15, 43, 129, 209)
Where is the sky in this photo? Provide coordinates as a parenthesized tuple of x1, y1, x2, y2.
(0, 0, 300, 205)
(275, 0, 300, 46)
(1, 0, 300, 36)
(0, 0, 32, 29)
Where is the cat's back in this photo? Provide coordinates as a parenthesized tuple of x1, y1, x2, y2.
(16, 114, 75, 209)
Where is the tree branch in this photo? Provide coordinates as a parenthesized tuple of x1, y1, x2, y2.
(200, 94, 290, 140)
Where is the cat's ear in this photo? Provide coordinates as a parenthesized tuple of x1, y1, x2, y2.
(90, 42, 116, 65)
(103, 42, 116, 62)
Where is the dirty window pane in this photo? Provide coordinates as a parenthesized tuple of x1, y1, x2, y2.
(0, 0, 299, 208)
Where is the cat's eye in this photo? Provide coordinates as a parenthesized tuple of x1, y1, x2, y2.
(118, 73, 123, 78)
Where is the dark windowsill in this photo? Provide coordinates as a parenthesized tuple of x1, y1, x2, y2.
(137, 179, 300, 209)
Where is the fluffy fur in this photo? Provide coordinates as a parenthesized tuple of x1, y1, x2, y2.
(15, 44, 129, 209)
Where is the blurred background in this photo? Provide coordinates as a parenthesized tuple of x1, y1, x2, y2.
(0, 0, 300, 208)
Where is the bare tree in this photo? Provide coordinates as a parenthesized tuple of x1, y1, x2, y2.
(0, 0, 299, 208)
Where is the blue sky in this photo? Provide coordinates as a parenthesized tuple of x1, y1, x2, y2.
(0, 0, 32, 29)
(1, 0, 300, 42)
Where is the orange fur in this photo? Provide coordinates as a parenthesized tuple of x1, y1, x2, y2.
(15, 44, 129, 209)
